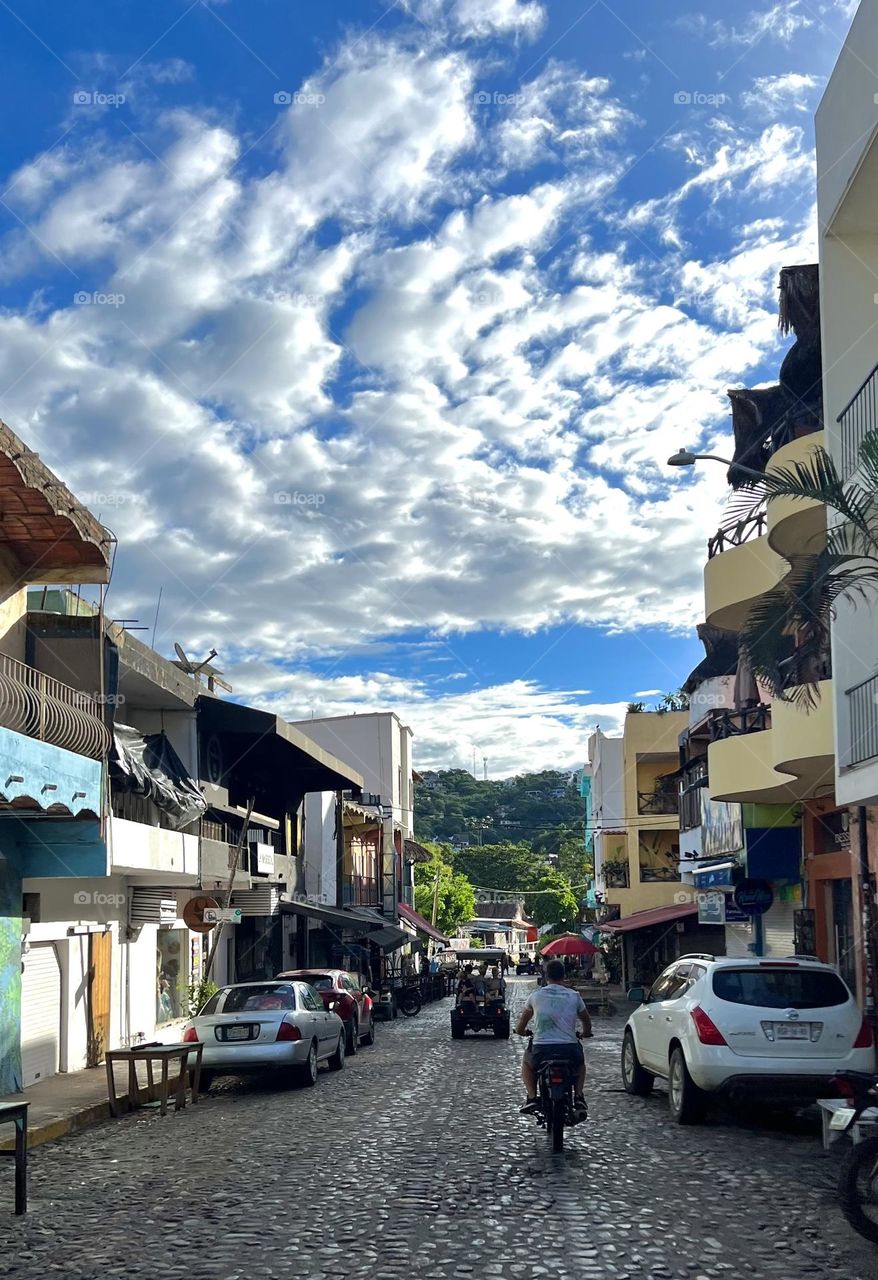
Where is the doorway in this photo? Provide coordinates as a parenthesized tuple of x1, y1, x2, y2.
(87, 931, 112, 1067)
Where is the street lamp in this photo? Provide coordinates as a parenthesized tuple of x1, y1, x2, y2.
(666, 448, 767, 483)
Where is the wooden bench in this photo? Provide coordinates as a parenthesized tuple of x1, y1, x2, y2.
(0, 1101, 28, 1214)
(105, 1043, 204, 1118)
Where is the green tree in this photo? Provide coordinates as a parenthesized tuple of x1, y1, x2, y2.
(413, 847, 476, 936)
(454, 842, 580, 931)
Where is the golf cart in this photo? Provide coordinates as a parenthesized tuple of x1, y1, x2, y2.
(515, 953, 538, 976)
(450, 948, 510, 1040)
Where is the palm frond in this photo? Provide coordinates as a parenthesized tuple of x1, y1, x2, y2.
(855, 429, 878, 496)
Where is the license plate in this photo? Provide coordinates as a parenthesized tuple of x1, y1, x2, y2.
(775, 1023, 809, 1039)
(227, 1025, 251, 1040)
(830, 1107, 856, 1130)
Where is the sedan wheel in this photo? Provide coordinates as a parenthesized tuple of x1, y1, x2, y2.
(328, 1032, 346, 1071)
(297, 1041, 319, 1088)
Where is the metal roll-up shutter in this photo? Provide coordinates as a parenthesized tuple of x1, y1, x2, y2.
(21, 943, 61, 1088)
(762, 899, 796, 957)
(725, 923, 754, 958)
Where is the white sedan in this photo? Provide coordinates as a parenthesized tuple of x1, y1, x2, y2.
(182, 980, 345, 1090)
(621, 954, 873, 1123)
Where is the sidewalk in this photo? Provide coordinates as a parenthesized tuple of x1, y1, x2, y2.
(0, 1060, 189, 1151)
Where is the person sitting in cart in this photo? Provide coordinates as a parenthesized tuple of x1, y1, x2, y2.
(485, 966, 506, 1001)
(457, 966, 480, 1008)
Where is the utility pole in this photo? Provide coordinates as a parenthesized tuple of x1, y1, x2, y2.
(482, 756, 487, 781)
(431, 866, 441, 928)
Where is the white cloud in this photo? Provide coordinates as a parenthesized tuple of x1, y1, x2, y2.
(741, 72, 822, 113)
(681, 2, 813, 46)
(405, 0, 546, 41)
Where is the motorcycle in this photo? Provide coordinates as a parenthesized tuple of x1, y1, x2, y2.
(397, 982, 422, 1017)
(518, 1030, 586, 1153)
(831, 1070, 878, 1243)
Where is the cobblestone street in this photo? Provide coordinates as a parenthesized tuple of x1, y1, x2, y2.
(1, 978, 873, 1279)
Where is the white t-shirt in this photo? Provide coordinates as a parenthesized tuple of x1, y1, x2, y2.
(525, 984, 585, 1044)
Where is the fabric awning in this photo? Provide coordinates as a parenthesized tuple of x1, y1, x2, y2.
(398, 902, 450, 945)
(280, 900, 363, 932)
(598, 903, 698, 933)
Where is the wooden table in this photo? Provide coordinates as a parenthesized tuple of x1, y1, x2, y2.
(105, 1042, 204, 1118)
(817, 1098, 878, 1150)
(0, 1101, 28, 1214)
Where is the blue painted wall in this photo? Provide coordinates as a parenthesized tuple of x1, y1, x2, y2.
(0, 727, 103, 817)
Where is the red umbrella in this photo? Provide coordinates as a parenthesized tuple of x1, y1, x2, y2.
(540, 934, 599, 958)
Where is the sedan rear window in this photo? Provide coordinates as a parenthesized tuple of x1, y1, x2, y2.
(300, 975, 335, 990)
(713, 968, 850, 1010)
(222, 985, 295, 1012)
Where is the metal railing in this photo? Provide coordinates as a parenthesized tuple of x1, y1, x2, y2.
(707, 704, 771, 740)
(847, 672, 878, 766)
(0, 653, 110, 760)
(707, 511, 767, 560)
(637, 789, 679, 816)
(838, 360, 878, 479)
(342, 876, 382, 907)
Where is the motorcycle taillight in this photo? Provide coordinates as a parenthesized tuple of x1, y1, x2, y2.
(550, 1072, 564, 1084)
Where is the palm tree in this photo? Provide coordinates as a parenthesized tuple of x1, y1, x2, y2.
(729, 431, 878, 709)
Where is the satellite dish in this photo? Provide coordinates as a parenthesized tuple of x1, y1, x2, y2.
(173, 643, 219, 676)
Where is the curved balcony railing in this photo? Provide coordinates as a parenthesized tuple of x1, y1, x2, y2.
(707, 511, 767, 559)
(0, 653, 110, 760)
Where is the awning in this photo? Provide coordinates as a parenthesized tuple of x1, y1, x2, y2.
(398, 902, 450, 945)
(404, 839, 433, 864)
(344, 906, 410, 953)
(280, 900, 362, 932)
(598, 903, 698, 933)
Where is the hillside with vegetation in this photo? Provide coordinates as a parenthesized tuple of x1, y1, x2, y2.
(412, 770, 592, 934)
(414, 768, 582, 846)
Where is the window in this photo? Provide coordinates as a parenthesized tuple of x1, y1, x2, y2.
(300, 985, 324, 1012)
(200, 991, 223, 1015)
(222, 985, 295, 1013)
(712, 968, 849, 1010)
(646, 970, 677, 1002)
(156, 928, 188, 1024)
(301, 974, 334, 990)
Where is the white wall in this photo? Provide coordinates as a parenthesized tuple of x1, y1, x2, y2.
(107, 815, 199, 879)
(817, 4, 878, 806)
(122, 708, 198, 775)
(295, 712, 415, 835)
(302, 791, 336, 904)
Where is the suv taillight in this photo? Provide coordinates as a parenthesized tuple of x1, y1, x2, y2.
(182, 1026, 199, 1043)
(276, 1021, 302, 1042)
(690, 1006, 727, 1046)
(854, 1016, 873, 1049)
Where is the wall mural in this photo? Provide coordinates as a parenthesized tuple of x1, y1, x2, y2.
(0, 854, 22, 1092)
(700, 791, 743, 860)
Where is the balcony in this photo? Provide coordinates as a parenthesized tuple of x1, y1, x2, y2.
(707, 704, 772, 741)
(838, 360, 878, 479)
(704, 531, 787, 633)
(707, 511, 766, 560)
(637, 787, 679, 816)
(0, 652, 109, 759)
(846, 672, 878, 766)
(709, 681, 834, 803)
(766, 432, 827, 560)
(107, 813, 199, 880)
(602, 861, 629, 889)
(342, 876, 382, 907)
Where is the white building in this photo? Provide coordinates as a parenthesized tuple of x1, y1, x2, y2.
(816, 0, 878, 807)
(587, 728, 626, 892)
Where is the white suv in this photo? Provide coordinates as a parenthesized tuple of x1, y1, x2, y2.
(621, 954, 873, 1124)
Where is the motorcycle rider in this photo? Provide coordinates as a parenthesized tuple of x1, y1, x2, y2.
(515, 958, 592, 1116)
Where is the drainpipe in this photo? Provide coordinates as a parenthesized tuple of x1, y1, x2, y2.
(856, 806, 878, 1064)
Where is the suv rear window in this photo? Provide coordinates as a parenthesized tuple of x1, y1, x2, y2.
(300, 974, 334, 990)
(222, 985, 295, 1012)
(712, 968, 849, 1010)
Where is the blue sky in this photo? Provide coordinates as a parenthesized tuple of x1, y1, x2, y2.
(0, 0, 857, 772)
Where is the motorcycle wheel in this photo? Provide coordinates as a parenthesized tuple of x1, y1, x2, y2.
(839, 1133, 878, 1243)
(551, 1101, 565, 1153)
(400, 990, 422, 1017)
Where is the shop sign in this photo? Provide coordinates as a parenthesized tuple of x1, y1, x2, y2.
(734, 879, 774, 916)
(251, 843, 275, 874)
(204, 907, 242, 925)
(724, 900, 751, 924)
(696, 892, 726, 926)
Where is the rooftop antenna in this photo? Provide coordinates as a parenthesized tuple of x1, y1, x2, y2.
(151, 586, 163, 650)
(483, 756, 488, 781)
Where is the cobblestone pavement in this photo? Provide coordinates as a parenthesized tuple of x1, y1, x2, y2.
(1, 978, 874, 1279)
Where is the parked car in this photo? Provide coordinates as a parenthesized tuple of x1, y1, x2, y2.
(277, 968, 375, 1054)
(621, 954, 874, 1124)
(182, 980, 345, 1090)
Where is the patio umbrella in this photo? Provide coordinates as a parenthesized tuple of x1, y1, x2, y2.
(540, 934, 599, 958)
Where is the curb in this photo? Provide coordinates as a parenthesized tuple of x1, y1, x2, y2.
(0, 1075, 192, 1151)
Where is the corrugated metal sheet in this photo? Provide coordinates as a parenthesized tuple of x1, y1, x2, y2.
(129, 887, 177, 925)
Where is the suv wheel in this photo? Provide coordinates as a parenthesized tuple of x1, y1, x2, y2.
(621, 1030, 653, 1097)
(346, 1018, 359, 1055)
(668, 1046, 706, 1125)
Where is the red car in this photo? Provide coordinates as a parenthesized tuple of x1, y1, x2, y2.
(278, 969, 375, 1054)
